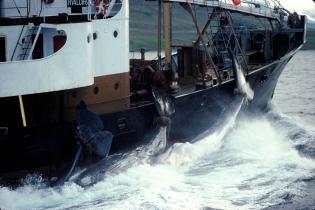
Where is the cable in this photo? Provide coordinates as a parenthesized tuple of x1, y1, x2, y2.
(12, 0, 22, 17)
(38, 0, 43, 16)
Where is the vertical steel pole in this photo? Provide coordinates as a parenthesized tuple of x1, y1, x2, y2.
(157, 0, 162, 71)
(163, 2, 172, 71)
(18, 95, 27, 127)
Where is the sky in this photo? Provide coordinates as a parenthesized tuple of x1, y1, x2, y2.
(279, 0, 315, 22)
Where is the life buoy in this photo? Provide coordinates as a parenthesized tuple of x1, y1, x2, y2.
(95, 0, 109, 16)
(233, 0, 241, 5)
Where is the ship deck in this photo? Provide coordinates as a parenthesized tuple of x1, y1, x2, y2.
(165, 0, 278, 19)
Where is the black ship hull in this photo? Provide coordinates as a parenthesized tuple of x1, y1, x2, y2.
(107, 48, 297, 150)
(0, 48, 298, 186)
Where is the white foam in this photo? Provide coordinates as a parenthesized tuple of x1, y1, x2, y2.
(1, 101, 315, 210)
(157, 98, 244, 167)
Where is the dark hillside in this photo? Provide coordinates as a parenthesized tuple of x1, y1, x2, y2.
(130, 1, 209, 51)
(303, 30, 315, 50)
(129, 1, 315, 51)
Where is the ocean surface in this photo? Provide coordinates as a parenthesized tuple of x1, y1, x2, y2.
(0, 50, 315, 210)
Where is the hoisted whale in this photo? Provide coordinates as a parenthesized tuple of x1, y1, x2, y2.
(230, 52, 254, 101)
(71, 90, 174, 187)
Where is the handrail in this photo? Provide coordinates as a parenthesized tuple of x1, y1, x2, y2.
(27, 25, 42, 60)
(88, 0, 92, 21)
(1, 0, 123, 19)
(0, 0, 29, 18)
(166, 0, 288, 19)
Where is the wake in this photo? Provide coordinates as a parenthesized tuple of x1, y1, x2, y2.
(156, 97, 245, 167)
(2, 98, 314, 210)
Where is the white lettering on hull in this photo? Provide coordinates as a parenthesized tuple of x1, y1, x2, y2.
(67, 0, 89, 7)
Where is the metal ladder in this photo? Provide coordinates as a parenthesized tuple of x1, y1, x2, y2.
(224, 11, 248, 72)
(207, 9, 248, 72)
(18, 24, 39, 60)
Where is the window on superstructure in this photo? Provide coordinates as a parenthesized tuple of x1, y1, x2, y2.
(31, 34, 43, 59)
(0, 36, 6, 62)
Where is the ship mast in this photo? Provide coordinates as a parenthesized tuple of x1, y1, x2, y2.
(163, 2, 172, 72)
(157, 0, 162, 70)
(157, 0, 172, 74)
(163, 1, 178, 90)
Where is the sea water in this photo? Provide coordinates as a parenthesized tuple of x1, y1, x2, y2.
(1, 50, 315, 210)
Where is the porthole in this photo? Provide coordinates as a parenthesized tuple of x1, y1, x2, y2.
(114, 82, 119, 90)
(93, 86, 99, 95)
(113, 30, 118, 38)
(93, 32, 97, 40)
(87, 34, 91, 43)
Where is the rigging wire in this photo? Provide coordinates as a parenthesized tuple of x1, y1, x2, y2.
(12, 0, 22, 17)
(38, 0, 43, 17)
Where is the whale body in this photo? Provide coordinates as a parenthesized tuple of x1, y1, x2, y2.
(231, 55, 254, 101)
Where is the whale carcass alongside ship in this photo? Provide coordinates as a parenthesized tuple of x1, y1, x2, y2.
(0, 0, 307, 186)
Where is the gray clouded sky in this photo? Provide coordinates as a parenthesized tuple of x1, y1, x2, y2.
(279, 0, 315, 21)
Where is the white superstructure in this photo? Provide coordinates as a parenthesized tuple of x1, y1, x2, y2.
(0, 0, 129, 97)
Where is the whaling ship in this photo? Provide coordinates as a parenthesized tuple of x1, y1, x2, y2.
(0, 0, 307, 186)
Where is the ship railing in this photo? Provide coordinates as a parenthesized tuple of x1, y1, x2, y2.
(199, 7, 250, 74)
(87, 0, 92, 21)
(25, 24, 42, 60)
(0, 0, 123, 22)
(0, 0, 30, 18)
(166, 0, 286, 19)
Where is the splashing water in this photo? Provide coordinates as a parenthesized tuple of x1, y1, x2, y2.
(156, 97, 245, 168)
(1, 110, 315, 210)
(2, 49, 315, 210)
(73, 125, 168, 187)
